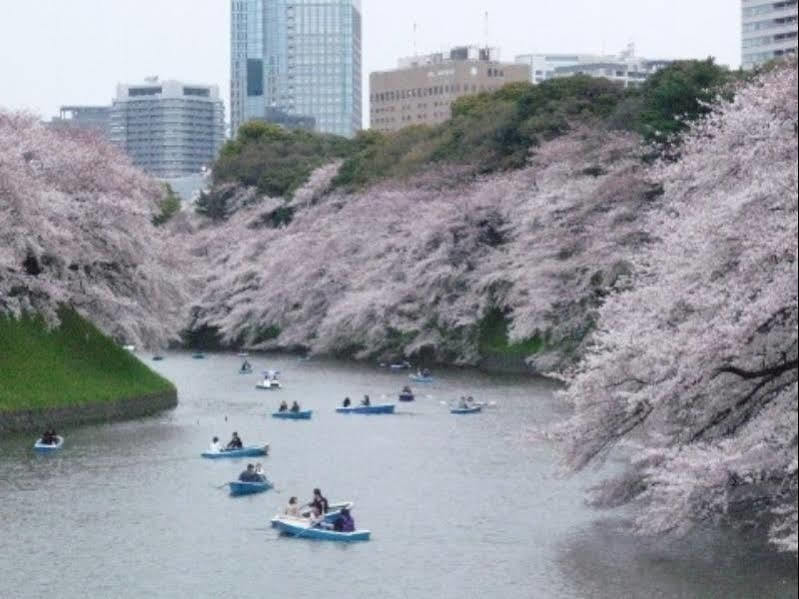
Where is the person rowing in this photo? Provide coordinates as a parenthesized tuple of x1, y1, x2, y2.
(226, 432, 243, 450)
(238, 464, 261, 482)
(289, 401, 301, 413)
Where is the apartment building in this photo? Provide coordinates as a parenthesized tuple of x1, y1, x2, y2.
(48, 106, 112, 139)
(110, 79, 225, 178)
(370, 46, 530, 133)
(741, 0, 798, 69)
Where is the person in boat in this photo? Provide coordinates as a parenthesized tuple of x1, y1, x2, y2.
(278, 401, 288, 412)
(41, 428, 58, 445)
(458, 396, 469, 409)
(289, 401, 301, 413)
(308, 488, 329, 515)
(422, 368, 431, 377)
(254, 463, 266, 482)
(342, 397, 351, 407)
(402, 385, 412, 394)
(285, 496, 301, 517)
(333, 507, 355, 532)
(226, 432, 243, 450)
(240, 360, 251, 372)
(361, 394, 371, 406)
(238, 464, 260, 482)
(209, 436, 222, 452)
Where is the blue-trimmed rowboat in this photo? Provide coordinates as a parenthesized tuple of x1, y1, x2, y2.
(271, 502, 355, 528)
(398, 392, 414, 402)
(34, 436, 64, 452)
(272, 410, 312, 420)
(450, 405, 482, 414)
(201, 444, 269, 459)
(270, 516, 370, 542)
(336, 404, 395, 414)
(229, 479, 272, 496)
(409, 374, 434, 383)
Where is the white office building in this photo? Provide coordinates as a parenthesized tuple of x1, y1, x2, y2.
(516, 45, 671, 88)
(110, 79, 225, 178)
(741, 0, 798, 69)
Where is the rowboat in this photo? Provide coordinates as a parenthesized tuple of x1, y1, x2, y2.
(272, 502, 355, 528)
(270, 515, 370, 542)
(336, 404, 395, 414)
(192, 352, 205, 359)
(229, 479, 272, 496)
(450, 405, 482, 414)
(34, 436, 63, 451)
(255, 376, 281, 390)
(237, 352, 249, 357)
(201, 444, 269, 459)
(272, 410, 312, 420)
(398, 392, 415, 402)
(152, 355, 165, 361)
(388, 361, 411, 371)
(409, 374, 434, 383)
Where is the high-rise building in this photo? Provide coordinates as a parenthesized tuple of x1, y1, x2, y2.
(110, 79, 225, 179)
(230, 0, 362, 139)
(741, 0, 798, 69)
(516, 45, 671, 88)
(369, 46, 530, 133)
(47, 106, 111, 139)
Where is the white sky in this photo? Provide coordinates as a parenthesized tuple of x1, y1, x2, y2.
(0, 0, 741, 126)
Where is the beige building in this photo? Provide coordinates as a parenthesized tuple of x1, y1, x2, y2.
(370, 46, 530, 133)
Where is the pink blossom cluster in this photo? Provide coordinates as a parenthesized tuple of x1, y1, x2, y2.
(180, 127, 653, 369)
(0, 112, 188, 348)
(555, 63, 798, 552)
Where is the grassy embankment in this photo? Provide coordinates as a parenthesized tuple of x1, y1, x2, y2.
(0, 307, 174, 413)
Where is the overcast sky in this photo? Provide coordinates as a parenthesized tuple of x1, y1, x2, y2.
(0, 0, 740, 126)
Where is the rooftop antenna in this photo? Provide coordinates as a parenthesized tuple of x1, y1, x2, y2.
(483, 10, 489, 51)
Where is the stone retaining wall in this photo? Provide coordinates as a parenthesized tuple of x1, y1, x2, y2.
(0, 390, 178, 433)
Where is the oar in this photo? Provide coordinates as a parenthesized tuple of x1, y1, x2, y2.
(213, 482, 230, 489)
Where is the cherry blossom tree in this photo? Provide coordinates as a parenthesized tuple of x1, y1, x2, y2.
(181, 126, 655, 368)
(0, 112, 188, 348)
(555, 62, 798, 552)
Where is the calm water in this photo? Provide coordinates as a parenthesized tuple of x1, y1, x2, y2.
(1, 353, 796, 598)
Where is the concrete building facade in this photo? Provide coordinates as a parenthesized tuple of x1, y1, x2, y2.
(48, 106, 111, 139)
(369, 46, 530, 133)
(110, 79, 225, 179)
(741, 0, 798, 69)
(516, 45, 671, 88)
(230, 0, 362, 138)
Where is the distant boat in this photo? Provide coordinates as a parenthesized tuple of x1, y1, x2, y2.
(271, 502, 355, 528)
(388, 361, 411, 371)
(152, 355, 165, 361)
(270, 515, 370, 542)
(237, 352, 249, 358)
(201, 445, 269, 459)
(409, 373, 434, 383)
(229, 479, 272, 496)
(256, 378, 282, 390)
(34, 436, 64, 451)
(272, 410, 312, 420)
(398, 389, 415, 402)
(450, 405, 482, 414)
(192, 352, 206, 359)
(336, 404, 395, 415)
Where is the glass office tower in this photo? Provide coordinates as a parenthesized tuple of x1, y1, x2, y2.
(231, 0, 362, 138)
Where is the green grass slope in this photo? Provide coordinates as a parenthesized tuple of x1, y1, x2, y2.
(0, 307, 174, 412)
